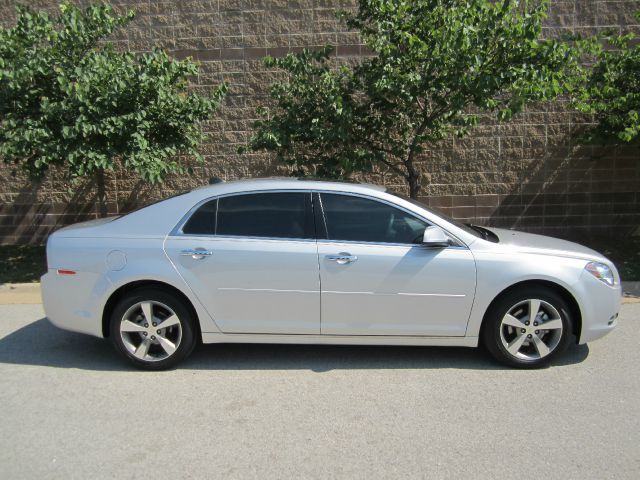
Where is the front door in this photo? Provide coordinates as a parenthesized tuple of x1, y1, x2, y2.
(164, 191, 320, 334)
(316, 193, 476, 336)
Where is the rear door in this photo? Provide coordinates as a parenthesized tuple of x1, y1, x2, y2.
(164, 191, 320, 334)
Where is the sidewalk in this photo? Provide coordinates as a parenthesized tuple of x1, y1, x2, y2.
(2, 281, 639, 305)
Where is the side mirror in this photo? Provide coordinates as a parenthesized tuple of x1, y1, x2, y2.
(422, 226, 451, 248)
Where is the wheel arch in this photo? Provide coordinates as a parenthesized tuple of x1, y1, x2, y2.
(480, 279, 582, 342)
(102, 280, 201, 339)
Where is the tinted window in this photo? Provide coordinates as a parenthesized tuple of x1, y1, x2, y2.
(320, 193, 428, 244)
(182, 199, 217, 235)
(217, 192, 309, 239)
(388, 191, 485, 240)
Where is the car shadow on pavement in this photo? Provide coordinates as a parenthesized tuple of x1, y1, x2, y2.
(0, 318, 590, 372)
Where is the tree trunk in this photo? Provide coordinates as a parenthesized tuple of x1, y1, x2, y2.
(95, 168, 108, 218)
(407, 173, 421, 199)
(405, 136, 423, 199)
(405, 159, 421, 199)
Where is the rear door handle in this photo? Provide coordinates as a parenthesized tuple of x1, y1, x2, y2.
(180, 248, 213, 259)
(326, 253, 357, 265)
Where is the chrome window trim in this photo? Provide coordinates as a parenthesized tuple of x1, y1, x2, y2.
(174, 234, 318, 244)
(316, 238, 469, 249)
(169, 188, 468, 249)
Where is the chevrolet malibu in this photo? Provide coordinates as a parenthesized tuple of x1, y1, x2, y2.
(42, 178, 621, 370)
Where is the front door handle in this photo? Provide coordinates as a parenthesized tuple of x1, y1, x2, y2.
(180, 248, 213, 260)
(326, 253, 358, 265)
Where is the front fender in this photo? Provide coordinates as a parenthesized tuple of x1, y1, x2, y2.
(465, 252, 586, 338)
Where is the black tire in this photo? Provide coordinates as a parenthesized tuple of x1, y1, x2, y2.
(482, 286, 574, 369)
(110, 288, 197, 370)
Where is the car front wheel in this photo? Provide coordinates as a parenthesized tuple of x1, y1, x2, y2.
(482, 287, 573, 368)
(110, 289, 197, 370)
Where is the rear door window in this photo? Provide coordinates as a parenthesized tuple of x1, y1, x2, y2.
(182, 192, 313, 239)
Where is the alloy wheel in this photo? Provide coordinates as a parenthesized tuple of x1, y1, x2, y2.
(499, 298, 564, 361)
(119, 300, 183, 362)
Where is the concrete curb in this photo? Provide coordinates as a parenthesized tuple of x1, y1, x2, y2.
(1, 281, 639, 305)
(0, 283, 42, 305)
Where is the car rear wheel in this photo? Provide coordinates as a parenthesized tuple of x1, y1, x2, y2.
(482, 287, 573, 368)
(110, 289, 197, 370)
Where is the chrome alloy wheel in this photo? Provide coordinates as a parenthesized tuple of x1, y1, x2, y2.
(119, 301, 183, 362)
(499, 299, 564, 361)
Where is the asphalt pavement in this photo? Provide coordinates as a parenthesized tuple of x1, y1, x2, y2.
(0, 303, 638, 479)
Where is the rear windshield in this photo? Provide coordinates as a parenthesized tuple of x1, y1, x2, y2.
(116, 191, 189, 218)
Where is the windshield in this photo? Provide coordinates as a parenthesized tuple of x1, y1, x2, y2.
(388, 191, 484, 239)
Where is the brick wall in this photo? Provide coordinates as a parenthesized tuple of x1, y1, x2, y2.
(1, 0, 639, 244)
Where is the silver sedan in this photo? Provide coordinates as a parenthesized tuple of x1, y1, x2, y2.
(41, 178, 621, 369)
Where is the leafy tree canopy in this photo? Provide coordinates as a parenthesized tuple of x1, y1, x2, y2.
(575, 11, 640, 144)
(244, 0, 580, 198)
(0, 2, 228, 190)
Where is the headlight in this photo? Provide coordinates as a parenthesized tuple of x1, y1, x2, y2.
(585, 262, 615, 286)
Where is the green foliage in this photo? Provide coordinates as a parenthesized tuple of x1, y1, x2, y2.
(575, 11, 640, 144)
(0, 2, 228, 184)
(244, 46, 365, 180)
(244, 0, 579, 197)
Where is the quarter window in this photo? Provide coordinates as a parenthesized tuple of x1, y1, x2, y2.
(320, 193, 428, 244)
(182, 199, 216, 235)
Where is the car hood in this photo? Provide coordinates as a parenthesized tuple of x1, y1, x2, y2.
(484, 227, 609, 263)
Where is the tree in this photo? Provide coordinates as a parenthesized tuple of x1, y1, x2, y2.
(244, 0, 579, 198)
(0, 3, 228, 216)
(575, 11, 640, 144)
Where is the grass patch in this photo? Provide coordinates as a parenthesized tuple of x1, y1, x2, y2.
(0, 235, 638, 284)
(0, 245, 47, 284)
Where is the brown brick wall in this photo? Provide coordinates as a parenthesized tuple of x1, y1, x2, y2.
(1, 0, 639, 244)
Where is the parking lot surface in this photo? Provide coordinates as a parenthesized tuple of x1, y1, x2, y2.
(0, 303, 638, 479)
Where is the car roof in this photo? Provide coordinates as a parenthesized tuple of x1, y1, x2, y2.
(62, 177, 477, 246)
(72, 178, 388, 238)
(190, 177, 386, 196)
